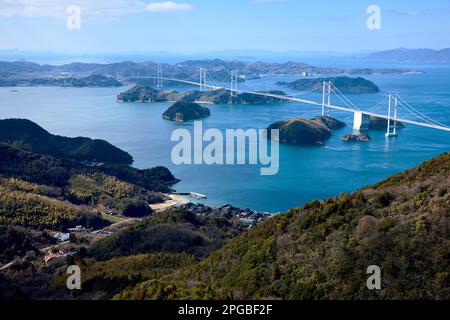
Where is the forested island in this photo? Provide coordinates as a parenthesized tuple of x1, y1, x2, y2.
(117, 85, 288, 105)
(163, 102, 211, 122)
(277, 76, 380, 93)
(266, 115, 346, 145)
(267, 118, 332, 145)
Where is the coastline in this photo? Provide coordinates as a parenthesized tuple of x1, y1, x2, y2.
(149, 193, 190, 212)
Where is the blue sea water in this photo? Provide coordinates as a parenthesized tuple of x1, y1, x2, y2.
(0, 60, 449, 213)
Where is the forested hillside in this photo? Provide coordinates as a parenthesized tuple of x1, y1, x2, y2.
(0, 120, 177, 266)
(116, 153, 450, 300)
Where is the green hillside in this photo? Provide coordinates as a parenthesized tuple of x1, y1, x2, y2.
(277, 76, 380, 93)
(89, 208, 246, 261)
(116, 153, 450, 300)
(0, 119, 133, 164)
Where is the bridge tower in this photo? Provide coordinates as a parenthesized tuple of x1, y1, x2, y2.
(321, 81, 332, 116)
(385, 94, 399, 137)
(199, 67, 207, 91)
(327, 81, 331, 115)
(156, 63, 163, 88)
(230, 70, 238, 97)
(321, 81, 326, 116)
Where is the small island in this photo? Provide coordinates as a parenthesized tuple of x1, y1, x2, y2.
(162, 101, 211, 122)
(277, 76, 380, 93)
(311, 115, 346, 130)
(267, 117, 331, 145)
(117, 85, 288, 105)
(69, 74, 123, 87)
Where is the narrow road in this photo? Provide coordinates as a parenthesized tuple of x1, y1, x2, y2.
(40, 241, 70, 253)
(0, 261, 14, 271)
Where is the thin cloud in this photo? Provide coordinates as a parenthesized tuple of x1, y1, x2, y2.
(389, 7, 450, 17)
(146, 1, 194, 12)
(253, 0, 286, 3)
(0, 0, 194, 19)
(295, 14, 357, 22)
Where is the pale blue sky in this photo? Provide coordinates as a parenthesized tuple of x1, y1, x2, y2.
(0, 0, 449, 54)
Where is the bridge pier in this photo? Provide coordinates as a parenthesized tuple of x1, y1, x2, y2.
(353, 112, 371, 131)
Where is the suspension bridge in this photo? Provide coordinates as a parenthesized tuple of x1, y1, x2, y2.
(147, 64, 450, 136)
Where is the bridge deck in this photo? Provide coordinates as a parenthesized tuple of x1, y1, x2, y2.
(149, 77, 450, 133)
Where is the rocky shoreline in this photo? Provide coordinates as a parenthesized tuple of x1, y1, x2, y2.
(154, 194, 271, 228)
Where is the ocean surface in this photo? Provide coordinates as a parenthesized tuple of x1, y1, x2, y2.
(1, 60, 449, 212)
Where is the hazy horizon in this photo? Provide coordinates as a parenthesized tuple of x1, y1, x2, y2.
(2, 47, 450, 66)
(1, 0, 449, 54)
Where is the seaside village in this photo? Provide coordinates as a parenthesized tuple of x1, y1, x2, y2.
(41, 194, 269, 266)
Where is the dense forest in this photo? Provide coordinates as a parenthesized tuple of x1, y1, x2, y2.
(115, 152, 450, 300)
(0, 119, 133, 164)
(277, 76, 380, 93)
(89, 208, 248, 261)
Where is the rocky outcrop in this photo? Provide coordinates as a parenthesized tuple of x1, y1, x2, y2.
(311, 116, 346, 130)
(162, 101, 210, 122)
(342, 134, 371, 142)
(267, 117, 331, 145)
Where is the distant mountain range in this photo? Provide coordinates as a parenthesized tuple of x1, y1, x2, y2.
(366, 48, 450, 62)
(0, 59, 416, 88)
